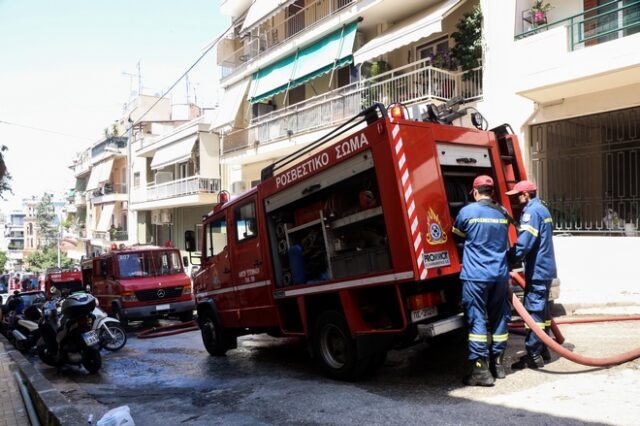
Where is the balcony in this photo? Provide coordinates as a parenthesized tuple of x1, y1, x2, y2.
(513, 0, 640, 103)
(223, 59, 482, 155)
(92, 230, 128, 242)
(75, 192, 87, 206)
(516, 0, 640, 50)
(219, 0, 358, 79)
(132, 176, 221, 206)
(91, 183, 128, 204)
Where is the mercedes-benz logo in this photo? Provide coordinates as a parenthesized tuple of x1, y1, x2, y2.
(157, 289, 166, 298)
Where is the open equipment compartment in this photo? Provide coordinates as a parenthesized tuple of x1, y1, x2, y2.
(265, 150, 391, 288)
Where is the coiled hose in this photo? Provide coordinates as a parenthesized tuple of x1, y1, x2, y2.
(136, 320, 198, 339)
(510, 272, 640, 367)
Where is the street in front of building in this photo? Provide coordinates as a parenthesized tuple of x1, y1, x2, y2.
(26, 317, 640, 426)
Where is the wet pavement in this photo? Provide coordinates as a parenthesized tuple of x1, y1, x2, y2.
(22, 318, 640, 426)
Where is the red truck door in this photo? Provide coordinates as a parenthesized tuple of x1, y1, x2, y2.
(229, 196, 272, 325)
(201, 211, 238, 325)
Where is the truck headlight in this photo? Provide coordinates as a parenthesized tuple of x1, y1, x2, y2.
(121, 291, 137, 302)
(182, 285, 192, 295)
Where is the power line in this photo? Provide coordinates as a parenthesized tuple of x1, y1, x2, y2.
(128, 22, 234, 128)
(0, 120, 94, 140)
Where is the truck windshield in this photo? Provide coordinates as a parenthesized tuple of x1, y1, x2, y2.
(117, 251, 183, 278)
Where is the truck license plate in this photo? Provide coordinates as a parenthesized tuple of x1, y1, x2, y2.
(411, 306, 438, 323)
(82, 331, 99, 347)
(155, 304, 170, 312)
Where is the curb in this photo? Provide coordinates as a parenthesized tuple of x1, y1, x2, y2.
(0, 335, 86, 426)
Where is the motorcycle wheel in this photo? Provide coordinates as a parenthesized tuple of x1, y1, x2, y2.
(81, 347, 102, 373)
(37, 344, 60, 367)
(99, 323, 127, 351)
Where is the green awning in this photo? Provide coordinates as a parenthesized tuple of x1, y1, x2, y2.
(249, 21, 359, 104)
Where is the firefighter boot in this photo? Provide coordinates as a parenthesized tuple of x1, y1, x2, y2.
(490, 353, 506, 379)
(541, 346, 552, 361)
(463, 358, 495, 387)
(511, 353, 544, 370)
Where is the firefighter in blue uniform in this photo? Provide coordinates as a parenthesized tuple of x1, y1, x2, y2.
(506, 180, 558, 369)
(453, 175, 511, 386)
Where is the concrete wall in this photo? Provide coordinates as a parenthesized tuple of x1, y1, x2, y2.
(554, 236, 640, 305)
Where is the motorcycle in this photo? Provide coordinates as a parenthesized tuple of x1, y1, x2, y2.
(37, 293, 102, 373)
(11, 304, 42, 353)
(92, 305, 127, 351)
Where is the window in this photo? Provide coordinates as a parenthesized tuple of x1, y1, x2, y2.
(178, 162, 188, 179)
(235, 202, 257, 242)
(417, 37, 450, 63)
(206, 215, 228, 258)
(134, 172, 140, 189)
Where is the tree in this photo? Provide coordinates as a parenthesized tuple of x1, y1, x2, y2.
(0, 250, 7, 271)
(451, 4, 483, 75)
(25, 247, 73, 274)
(36, 193, 58, 248)
(0, 145, 12, 199)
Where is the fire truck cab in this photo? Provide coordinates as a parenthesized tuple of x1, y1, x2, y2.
(82, 245, 194, 328)
(186, 102, 526, 379)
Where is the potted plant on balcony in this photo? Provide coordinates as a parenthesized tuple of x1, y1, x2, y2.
(531, 0, 553, 25)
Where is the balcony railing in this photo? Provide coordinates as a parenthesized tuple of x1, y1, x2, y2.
(516, 0, 640, 50)
(220, 0, 357, 78)
(132, 175, 221, 204)
(223, 60, 483, 154)
(92, 230, 129, 242)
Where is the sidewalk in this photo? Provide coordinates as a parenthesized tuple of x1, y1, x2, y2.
(0, 341, 30, 426)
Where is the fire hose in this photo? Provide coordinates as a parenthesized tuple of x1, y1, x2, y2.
(136, 320, 199, 339)
(510, 272, 640, 367)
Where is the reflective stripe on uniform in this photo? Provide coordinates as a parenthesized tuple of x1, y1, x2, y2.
(524, 322, 546, 330)
(469, 333, 488, 342)
(452, 227, 466, 237)
(468, 218, 509, 224)
(543, 218, 553, 224)
(492, 333, 509, 342)
(545, 320, 551, 326)
(519, 224, 539, 237)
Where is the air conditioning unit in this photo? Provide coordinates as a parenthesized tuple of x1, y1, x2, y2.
(231, 181, 247, 195)
(160, 211, 173, 223)
(151, 212, 160, 225)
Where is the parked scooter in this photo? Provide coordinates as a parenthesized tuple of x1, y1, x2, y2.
(11, 304, 42, 353)
(93, 305, 127, 351)
(37, 293, 102, 373)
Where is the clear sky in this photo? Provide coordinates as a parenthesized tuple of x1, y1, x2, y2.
(0, 0, 229, 210)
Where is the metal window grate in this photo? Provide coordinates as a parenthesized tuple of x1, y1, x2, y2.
(531, 106, 640, 235)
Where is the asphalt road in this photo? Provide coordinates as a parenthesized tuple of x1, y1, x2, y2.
(25, 317, 640, 426)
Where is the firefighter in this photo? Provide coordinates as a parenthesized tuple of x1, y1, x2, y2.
(506, 180, 557, 370)
(453, 175, 511, 386)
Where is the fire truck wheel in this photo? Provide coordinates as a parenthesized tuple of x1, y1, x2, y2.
(200, 311, 228, 356)
(313, 310, 369, 380)
(114, 306, 129, 330)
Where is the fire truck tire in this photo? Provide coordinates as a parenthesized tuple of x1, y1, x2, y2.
(200, 311, 228, 356)
(313, 310, 370, 380)
(114, 305, 129, 330)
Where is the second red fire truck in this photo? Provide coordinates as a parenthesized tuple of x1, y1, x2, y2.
(185, 101, 527, 379)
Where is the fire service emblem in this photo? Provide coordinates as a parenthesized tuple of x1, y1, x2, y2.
(426, 208, 447, 245)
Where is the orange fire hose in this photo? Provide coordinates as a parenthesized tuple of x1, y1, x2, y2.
(509, 272, 640, 367)
(136, 320, 199, 339)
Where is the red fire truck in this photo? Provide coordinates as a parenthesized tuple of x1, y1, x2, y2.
(42, 268, 84, 298)
(185, 101, 527, 379)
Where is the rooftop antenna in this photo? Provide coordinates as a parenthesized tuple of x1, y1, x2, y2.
(122, 60, 143, 98)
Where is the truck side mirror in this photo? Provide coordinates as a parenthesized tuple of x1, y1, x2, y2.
(184, 230, 196, 252)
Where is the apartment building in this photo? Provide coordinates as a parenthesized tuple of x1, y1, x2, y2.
(214, 0, 481, 192)
(1, 211, 25, 272)
(478, 0, 640, 298)
(67, 94, 220, 256)
(130, 115, 221, 249)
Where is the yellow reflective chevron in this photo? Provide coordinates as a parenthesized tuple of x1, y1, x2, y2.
(492, 333, 509, 342)
(524, 322, 546, 330)
(469, 333, 488, 342)
(452, 227, 466, 237)
(519, 224, 539, 237)
(468, 218, 509, 224)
